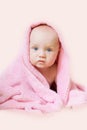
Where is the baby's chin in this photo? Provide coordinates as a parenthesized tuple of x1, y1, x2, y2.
(34, 62, 47, 68)
(35, 65, 48, 70)
(35, 65, 54, 73)
(34, 62, 56, 70)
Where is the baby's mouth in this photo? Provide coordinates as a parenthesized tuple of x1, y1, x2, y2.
(38, 60, 45, 62)
(38, 60, 45, 63)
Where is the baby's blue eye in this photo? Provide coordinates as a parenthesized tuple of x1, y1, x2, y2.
(47, 48, 52, 52)
(33, 47, 38, 50)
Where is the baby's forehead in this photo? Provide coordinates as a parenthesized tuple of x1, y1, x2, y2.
(31, 25, 57, 35)
(30, 25, 58, 41)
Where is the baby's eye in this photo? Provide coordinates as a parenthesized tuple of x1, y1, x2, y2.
(46, 48, 52, 52)
(33, 47, 38, 51)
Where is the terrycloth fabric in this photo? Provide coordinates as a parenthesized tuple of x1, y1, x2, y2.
(0, 23, 87, 113)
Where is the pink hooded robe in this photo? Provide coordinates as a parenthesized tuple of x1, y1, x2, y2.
(0, 22, 87, 113)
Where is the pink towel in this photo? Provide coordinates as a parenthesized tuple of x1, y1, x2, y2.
(0, 22, 87, 113)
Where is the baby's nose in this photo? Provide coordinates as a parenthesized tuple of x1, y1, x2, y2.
(39, 50, 46, 58)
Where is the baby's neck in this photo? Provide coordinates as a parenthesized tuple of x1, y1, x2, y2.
(37, 63, 57, 85)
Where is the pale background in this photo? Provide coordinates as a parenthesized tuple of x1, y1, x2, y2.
(0, 0, 87, 130)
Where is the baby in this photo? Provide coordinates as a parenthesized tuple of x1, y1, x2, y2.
(29, 24, 60, 92)
(0, 22, 87, 112)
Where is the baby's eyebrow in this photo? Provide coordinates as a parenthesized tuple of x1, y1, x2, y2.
(45, 44, 55, 48)
(45, 46, 54, 49)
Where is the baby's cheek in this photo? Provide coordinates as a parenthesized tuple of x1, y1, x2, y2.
(51, 53, 57, 60)
(30, 55, 38, 66)
(30, 55, 35, 64)
(47, 56, 56, 65)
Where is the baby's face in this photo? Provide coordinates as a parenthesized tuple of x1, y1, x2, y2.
(29, 26, 60, 69)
